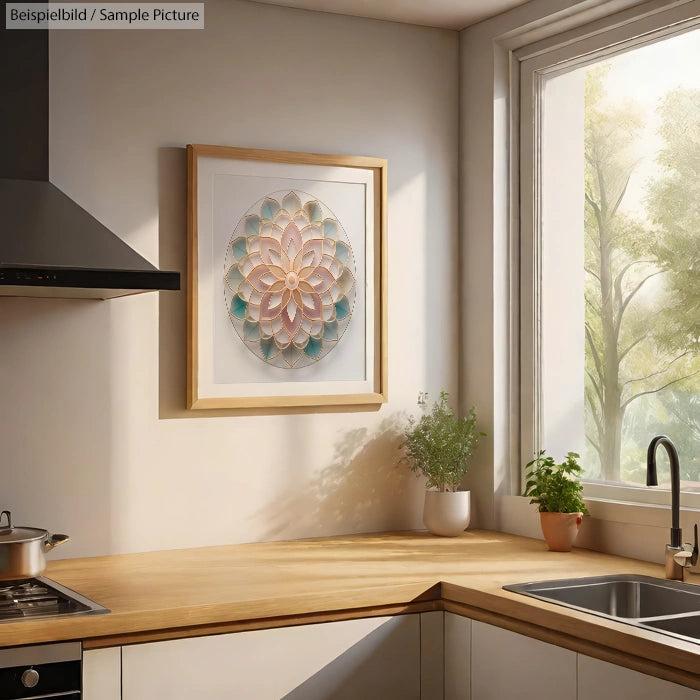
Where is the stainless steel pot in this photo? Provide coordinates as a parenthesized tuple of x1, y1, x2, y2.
(0, 511, 69, 580)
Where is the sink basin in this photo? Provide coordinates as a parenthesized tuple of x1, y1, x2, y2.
(504, 574, 700, 618)
(504, 574, 700, 645)
(643, 614, 700, 641)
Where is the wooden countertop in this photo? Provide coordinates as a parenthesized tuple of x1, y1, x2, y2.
(2, 531, 699, 688)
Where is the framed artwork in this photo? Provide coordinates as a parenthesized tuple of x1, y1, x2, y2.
(186, 144, 387, 410)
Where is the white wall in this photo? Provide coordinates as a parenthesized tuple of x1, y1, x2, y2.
(0, 0, 459, 556)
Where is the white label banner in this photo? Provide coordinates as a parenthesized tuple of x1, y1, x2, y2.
(6, 3, 204, 29)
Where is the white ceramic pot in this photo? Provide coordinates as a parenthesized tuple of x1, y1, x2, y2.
(423, 490, 471, 537)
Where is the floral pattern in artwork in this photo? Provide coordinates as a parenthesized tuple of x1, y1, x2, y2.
(224, 190, 357, 368)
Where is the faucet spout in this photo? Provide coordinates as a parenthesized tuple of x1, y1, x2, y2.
(646, 435, 681, 548)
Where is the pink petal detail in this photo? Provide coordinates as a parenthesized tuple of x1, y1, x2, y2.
(282, 222, 303, 257)
(301, 292, 323, 321)
(281, 305, 303, 337)
(247, 265, 275, 293)
(295, 239, 323, 273)
(307, 267, 335, 293)
(260, 237, 283, 267)
(260, 289, 290, 321)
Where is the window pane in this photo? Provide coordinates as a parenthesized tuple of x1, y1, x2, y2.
(541, 28, 700, 492)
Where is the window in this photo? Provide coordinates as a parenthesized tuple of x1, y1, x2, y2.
(519, 4, 700, 506)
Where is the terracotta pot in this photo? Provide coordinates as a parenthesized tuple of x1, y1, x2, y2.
(423, 490, 470, 537)
(539, 511, 583, 552)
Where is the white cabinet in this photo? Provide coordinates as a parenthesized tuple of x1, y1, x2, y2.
(444, 612, 471, 700)
(83, 647, 121, 700)
(421, 611, 444, 699)
(578, 654, 700, 700)
(470, 620, 577, 700)
(121, 614, 420, 700)
(82, 611, 700, 700)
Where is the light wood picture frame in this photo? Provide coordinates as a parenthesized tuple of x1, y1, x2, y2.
(187, 144, 387, 410)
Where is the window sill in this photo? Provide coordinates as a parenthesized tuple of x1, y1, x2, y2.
(584, 497, 700, 527)
(499, 495, 700, 566)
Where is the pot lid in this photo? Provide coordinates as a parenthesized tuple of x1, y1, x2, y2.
(0, 511, 47, 543)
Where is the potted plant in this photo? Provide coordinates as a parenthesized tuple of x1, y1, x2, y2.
(523, 450, 589, 551)
(401, 391, 483, 536)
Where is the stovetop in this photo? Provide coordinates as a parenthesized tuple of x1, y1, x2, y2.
(0, 577, 109, 621)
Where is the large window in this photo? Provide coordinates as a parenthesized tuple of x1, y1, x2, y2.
(519, 4, 700, 505)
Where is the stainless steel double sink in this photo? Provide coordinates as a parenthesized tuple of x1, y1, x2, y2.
(504, 574, 700, 645)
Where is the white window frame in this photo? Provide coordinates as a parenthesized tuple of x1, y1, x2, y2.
(516, 1, 700, 510)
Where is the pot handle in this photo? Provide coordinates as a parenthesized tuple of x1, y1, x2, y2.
(45, 534, 69, 552)
(0, 511, 12, 531)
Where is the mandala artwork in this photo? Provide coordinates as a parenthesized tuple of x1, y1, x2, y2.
(224, 190, 357, 369)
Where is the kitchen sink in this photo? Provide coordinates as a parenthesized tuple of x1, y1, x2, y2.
(504, 574, 700, 645)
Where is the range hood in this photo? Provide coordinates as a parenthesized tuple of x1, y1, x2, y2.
(0, 16, 180, 299)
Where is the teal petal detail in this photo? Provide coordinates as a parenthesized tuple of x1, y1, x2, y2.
(323, 320, 338, 341)
(260, 336, 278, 360)
(304, 336, 323, 359)
(282, 191, 302, 214)
(261, 198, 280, 220)
(245, 215, 260, 237)
(230, 294, 248, 319)
(334, 241, 350, 264)
(225, 264, 244, 291)
(334, 296, 350, 320)
(243, 320, 260, 341)
(323, 219, 338, 239)
(232, 237, 248, 261)
(304, 201, 322, 223)
(338, 268, 355, 294)
(225, 265, 243, 292)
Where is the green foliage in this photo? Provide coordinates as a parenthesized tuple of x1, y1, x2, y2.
(401, 391, 483, 492)
(583, 68, 700, 481)
(523, 451, 588, 514)
(646, 88, 700, 355)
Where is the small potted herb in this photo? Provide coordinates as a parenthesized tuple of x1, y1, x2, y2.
(401, 391, 483, 536)
(523, 450, 588, 551)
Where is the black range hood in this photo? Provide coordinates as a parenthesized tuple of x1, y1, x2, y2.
(0, 14, 180, 299)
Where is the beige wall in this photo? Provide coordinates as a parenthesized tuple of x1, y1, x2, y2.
(0, 0, 459, 556)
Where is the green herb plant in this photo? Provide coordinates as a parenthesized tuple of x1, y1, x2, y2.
(401, 391, 483, 492)
(523, 450, 589, 514)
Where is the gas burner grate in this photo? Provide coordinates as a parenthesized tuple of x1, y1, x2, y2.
(0, 577, 109, 621)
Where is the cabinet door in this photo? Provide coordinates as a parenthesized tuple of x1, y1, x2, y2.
(83, 647, 121, 700)
(444, 612, 471, 700)
(578, 654, 700, 699)
(471, 621, 577, 700)
(122, 614, 420, 700)
(421, 611, 444, 699)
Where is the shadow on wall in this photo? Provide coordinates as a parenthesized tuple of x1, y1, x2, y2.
(254, 414, 425, 540)
(281, 616, 420, 700)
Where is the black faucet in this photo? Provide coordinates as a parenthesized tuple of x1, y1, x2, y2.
(646, 435, 698, 580)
